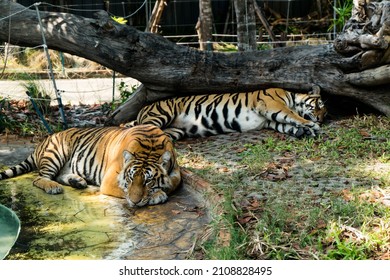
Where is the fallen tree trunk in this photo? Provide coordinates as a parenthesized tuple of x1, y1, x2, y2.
(0, 0, 389, 124)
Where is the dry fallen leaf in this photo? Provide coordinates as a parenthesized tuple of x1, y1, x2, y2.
(359, 190, 384, 203)
(340, 189, 353, 201)
(238, 214, 254, 225)
(218, 229, 231, 247)
(359, 129, 372, 139)
(235, 147, 247, 153)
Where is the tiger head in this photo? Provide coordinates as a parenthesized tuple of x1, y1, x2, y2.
(118, 150, 179, 207)
(294, 90, 327, 123)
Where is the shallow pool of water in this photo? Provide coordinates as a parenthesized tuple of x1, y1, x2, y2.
(0, 173, 209, 260)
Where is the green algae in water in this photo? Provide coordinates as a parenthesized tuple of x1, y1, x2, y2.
(0, 175, 135, 260)
(0, 204, 21, 259)
(0, 173, 210, 260)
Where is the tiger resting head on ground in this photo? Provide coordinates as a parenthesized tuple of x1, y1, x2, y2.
(0, 124, 182, 207)
(123, 87, 327, 140)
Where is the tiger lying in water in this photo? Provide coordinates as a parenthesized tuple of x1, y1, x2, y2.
(0, 124, 181, 207)
(124, 87, 326, 140)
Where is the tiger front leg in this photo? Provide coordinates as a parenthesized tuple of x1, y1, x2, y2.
(33, 147, 71, 194)
(33, 176, 64, 194)
(260, 101, 319, 129)
(291, 121, 321, 137)
(265, 121, 320, 138)
(56, 173, 88, 189)
(148, 189, 168, 205)
(260, 107, 320, 137)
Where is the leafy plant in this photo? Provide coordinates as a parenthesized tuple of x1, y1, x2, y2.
(118, 81, 138, 104)
(109, 81, 138, 111)
(257, 44, 272, 51)
(0, 96, 14, 133)
(110, 81, 139, 111)
(21, 78, 51, 115)
(1, 78, 53, 136)
(329, 0, 353, 33)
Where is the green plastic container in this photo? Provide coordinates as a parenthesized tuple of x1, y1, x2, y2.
(0, 204, 21, 259)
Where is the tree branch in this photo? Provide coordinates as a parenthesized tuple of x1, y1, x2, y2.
(0, 0, 389, 121)
(345, 64, 390, 85)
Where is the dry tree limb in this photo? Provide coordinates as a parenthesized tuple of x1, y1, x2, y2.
(345, 64, 390, 85)
(335, 1, 390, 56)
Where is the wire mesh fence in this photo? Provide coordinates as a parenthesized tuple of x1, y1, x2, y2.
(0, 0, 338, 107)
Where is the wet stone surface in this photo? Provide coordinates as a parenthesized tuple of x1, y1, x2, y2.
(0, 140, 210, 260)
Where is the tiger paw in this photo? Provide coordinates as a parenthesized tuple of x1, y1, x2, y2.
(45, 185, 64, 194)
(307, 123, 321, 137)
(304, 127, 319, 137)
(148, 190, 168, 205)
(295, 126, 320, 138)
(33, 177, 64, 194)
(68, 176, 88, 189)
(308, 122, 320, 131)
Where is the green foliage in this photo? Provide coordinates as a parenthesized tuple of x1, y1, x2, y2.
(0, 77, 54, 136)
(298, 117, 389, 163)
(0, 96, 15, 133)
(118, 80, 138, 104)
(21, 77, 51, 115)
(239, 139, 275, 172)
(329, 0, 353, 33)
(322, 196, 390, 259)
(109, 80, 139, 111)
(257, 44, 272, 51)
(201, 189, 247, 260)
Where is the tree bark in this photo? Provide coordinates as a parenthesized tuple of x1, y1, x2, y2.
(147, 0, 168, 33)
(234, 0, 257, 51)
(0, 0, 389, 124)
(196, 0, 213, 51)
(253, 0, 281, 47)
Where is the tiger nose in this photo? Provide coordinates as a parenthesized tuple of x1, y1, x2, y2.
(129, 194, 143, 205)
(128, 187, 144, 204)
(316, 112, 325, 123)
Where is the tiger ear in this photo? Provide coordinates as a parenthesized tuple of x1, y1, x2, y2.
(160, 151, 172, 170)
(309, 85, 321, 96)
(123, 150, 135, 164)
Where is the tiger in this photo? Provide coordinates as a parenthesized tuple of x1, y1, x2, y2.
(123, 87, 326, 140)
(0, 124, 181, 207)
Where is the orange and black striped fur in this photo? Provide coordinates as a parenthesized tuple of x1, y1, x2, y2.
(124, 88, 326, 140)
(0, 125, 181, 207)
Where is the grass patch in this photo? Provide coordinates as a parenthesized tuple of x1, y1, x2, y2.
(200, 189, 248, 260)
(178, 115, 390, 259)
